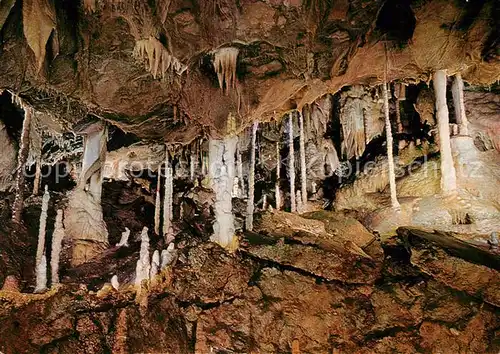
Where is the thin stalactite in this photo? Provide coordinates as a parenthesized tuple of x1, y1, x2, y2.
(246, 122, 258, 231)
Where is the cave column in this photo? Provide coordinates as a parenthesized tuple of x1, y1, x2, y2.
(451, 73, 469, 136)
(66, 122, 109, 267)
(275, 141, 281, 210)
(12, 106, 33, 223)
(298, 110, 307, 208)
(288, 112, 296, 213)
(163, 147, 174, 243)
(433, 70, 457, 193)
(245, 122, 258, 231)
(209, 135, 238, 250)
(383, 81, 400, 209)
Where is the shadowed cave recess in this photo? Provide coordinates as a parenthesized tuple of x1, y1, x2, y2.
(0, 0, 500, 353)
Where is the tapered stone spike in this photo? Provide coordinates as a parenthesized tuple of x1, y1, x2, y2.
(36, 185, 50, 267)
(382, 81, 400, 209)
(34, 255, 47, 293)
(154, 168, 161, 235)
(433, 70, 457, 193)
(246, 122, 258, 231)
(116, 227, 130, 247)
(12, 105, 33, 223)
(288, 112, 296, 213)
(111, 275, 119, 291)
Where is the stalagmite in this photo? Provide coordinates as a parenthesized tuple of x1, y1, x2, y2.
(212, 47, 239, 93)
(66, 123, 108, 266)
(116, 228, 130, 247)
(275, 142, 281, 210)
(298, 110, 307, 206)
(394, 83, 405, 133)
(36, 185, 50, 267)
(382, 81, 400, 209)
(34, 255, 47, 293)
(154, 169, 161, 235)
(246, 122, 258, 231)
(150, 250, 160, 284)
(12, 106, 33, 223)
(160, 243, 176, 269)
(433, 70, 457, 193)
(50, 209, 65, 286)
(262, 194, 268, 211)
(135, 227, 150, 287)
(111, 275, 119, 291)
(237, 146, 245, 198)
(209, 135, 237, 249)
(451, 73, 469, 136)
(288, 113, 296, 213)
(163, 148, 174, 243)
(190, 147, 196, 180)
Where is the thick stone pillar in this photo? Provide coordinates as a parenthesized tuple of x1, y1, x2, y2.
(433, 70, 457, 193)
(451, 73, 469, 136)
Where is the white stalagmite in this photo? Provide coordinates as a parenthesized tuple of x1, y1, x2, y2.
(150, 250, 160, 284)
(12, 106, 33, 223)
(212, 47, 239, 93)
(209, 136, 237, 248)
(135, 227, 150, 287)
(111, 275, 119, 291)
(382, 81, 400, 209)
(34, 255, 47, 293)
(288, 113, 296, 213)
(50, 209, 65, 286)
(190, 148, 196, 180)
(262, 194, 268, 211)
(154, 169, 161, 235)
(451, 73, 469, 136)
(36, 185, 50, 267)
(237, 146, 245, 198)
(163, 148, 174, 242)
(433, 70, 457, 193)
(298, 110, 307, 206)
(160, 243, 176, 269)
(116, 227, 130, 247)
(246, 122, 258, 231)
(275, 142, 281, 210)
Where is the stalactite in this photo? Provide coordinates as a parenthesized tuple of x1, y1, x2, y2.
(298, 110, 307, 207)
(36, 185, 50, 267)
(275, 141, 281, 210)
(116, 228, 130, 247)
(12, 106, 33, 223)
(34, 255, 47, 293)
(190, 147, 196, 181)
(135, 227, 150, 288)
(111, 275, 119, 291)
(32, 157, 42, 196)
(246, 122, 258, 231)
(160, 243, 176, 269)
(150, 250, 160, 285)
(452, 73, 469, 136)
(209, 136, 237, 249)
(382, 81, 400, 209)
(154, 168, 161, 235)
(394, 83, 404, 134)
(212, 47, 239, 93)
(433, 70, 457, 193)
(133, 37, 187, 80)
(50, 209, 64, 286)
(288, 113, 296, 213)
(262, 194, 268, 211)
(340, 87, 367, 159)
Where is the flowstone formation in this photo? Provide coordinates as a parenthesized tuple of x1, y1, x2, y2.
(0, 0, 499, 352)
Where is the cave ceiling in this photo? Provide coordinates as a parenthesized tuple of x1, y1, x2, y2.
(0, 0, 498, 142)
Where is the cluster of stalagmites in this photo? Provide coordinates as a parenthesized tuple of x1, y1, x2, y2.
(0, 67, 475, 294)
